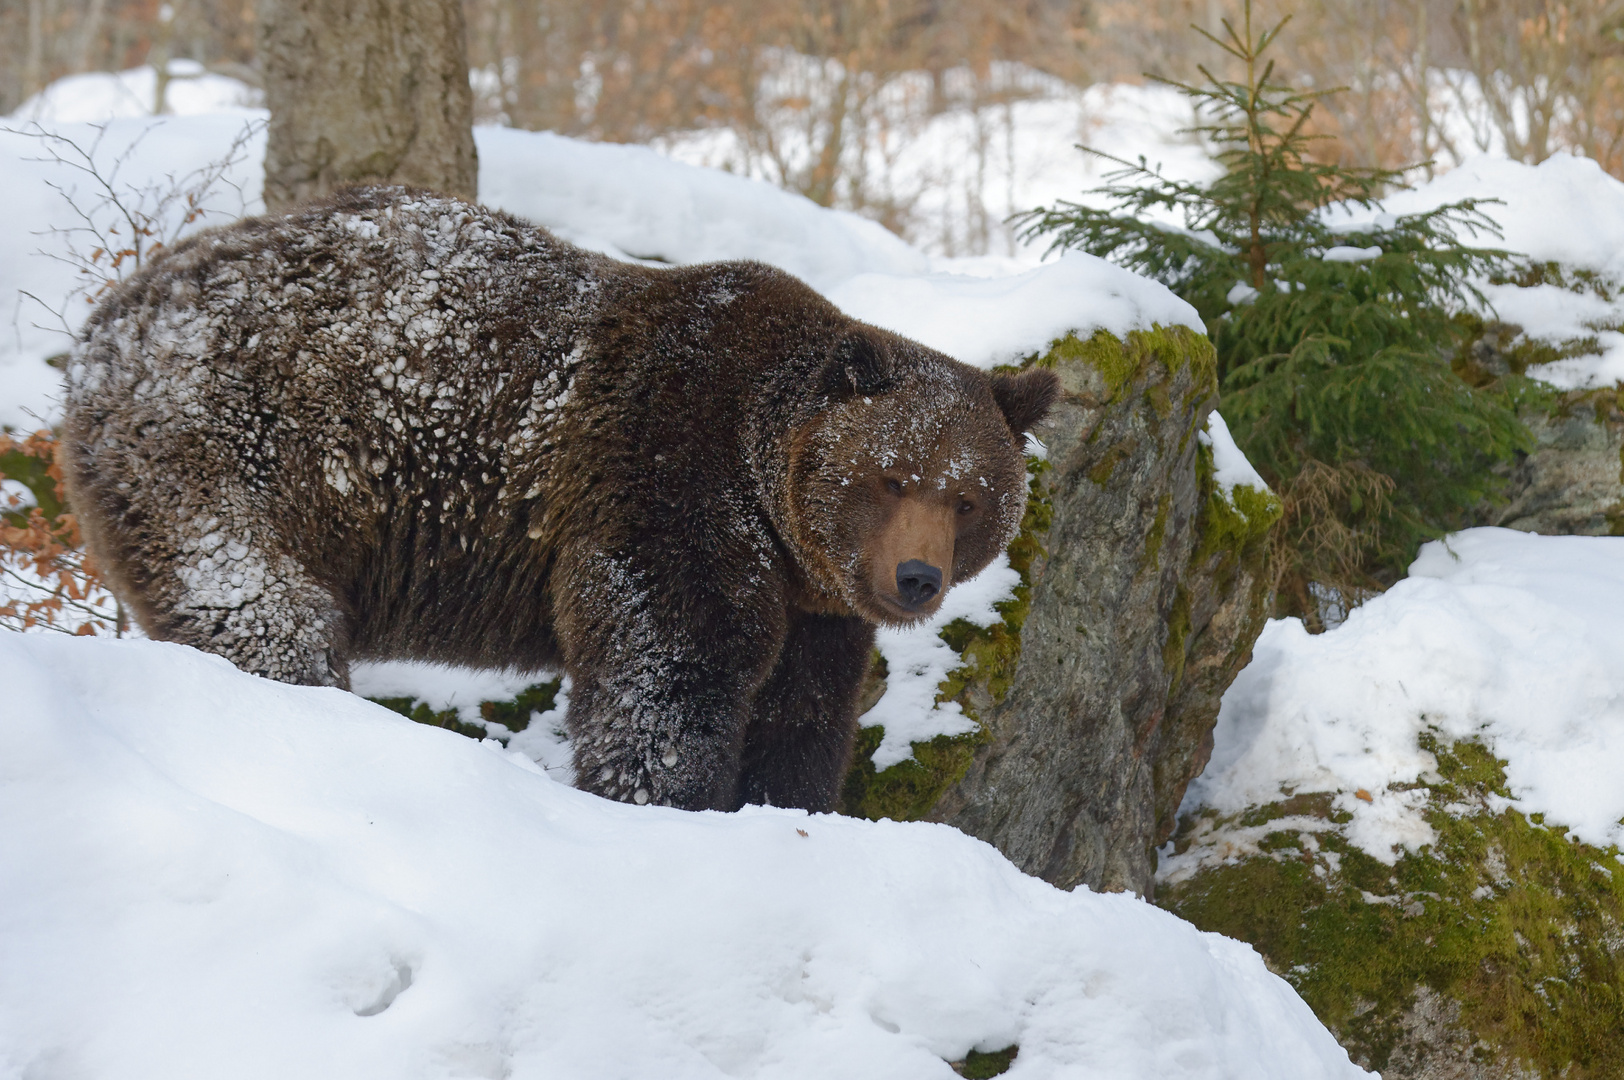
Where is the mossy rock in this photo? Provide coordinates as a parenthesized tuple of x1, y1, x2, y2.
(842, 324, 1280, 896)
(1158, 736, 1624, 1077)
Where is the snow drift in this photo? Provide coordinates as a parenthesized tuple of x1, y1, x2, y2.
(1167, 527, 1624, 878)
(0, 630, 1363, 1079)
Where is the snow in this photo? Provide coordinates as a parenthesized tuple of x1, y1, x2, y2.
(1167, 528, 1624, 880)
(1326, 153, 1624, 390)
(2, 86, 1199, 428)
(0, 629, 1366, 1079)
(1474, 281, 1624, 388)
(0, 479, 35, 511)
(346, 661, 577, 784)
(476, 125, 930, 291)
(1319, 245, 1382, 263)
(1198, 412, 1269, 502)
(348, 661, 552, 724)
(1331, 153, 1624, 278)
(8, 60, 263, 123)
(826, 253, 1201, 370)
(865, 553, 1023, 770)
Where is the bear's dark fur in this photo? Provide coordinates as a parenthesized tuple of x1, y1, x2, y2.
(62, 186, 1057, 811)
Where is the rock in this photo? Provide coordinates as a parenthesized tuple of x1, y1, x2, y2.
(1157, 738, 1624, 1079)
(1491, 393, 1624, 536)
(842, 325, 1280, 896)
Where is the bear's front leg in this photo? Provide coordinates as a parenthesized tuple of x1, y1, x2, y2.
(556, 546, 786, 810)
(736, 611, 874, 812)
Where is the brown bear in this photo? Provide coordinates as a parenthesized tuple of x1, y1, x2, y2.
(61, 185, 1057, 812)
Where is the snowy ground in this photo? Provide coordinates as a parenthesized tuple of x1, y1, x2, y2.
(1162, 527, 1624, 884)
(5, 66, 1624, 1073)
(0, 630, 1364, 1080)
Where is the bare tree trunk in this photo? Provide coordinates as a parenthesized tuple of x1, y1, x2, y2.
(24, 0, 47, 98)
(76, 0, 109, 74)
(258, 0, 478, 212)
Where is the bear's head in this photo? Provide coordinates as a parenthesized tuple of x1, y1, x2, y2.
(782, 327, 1059, 626)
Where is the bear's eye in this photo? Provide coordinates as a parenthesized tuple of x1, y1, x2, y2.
(957, 499, 975, 515)
(886, 478, 903, 496)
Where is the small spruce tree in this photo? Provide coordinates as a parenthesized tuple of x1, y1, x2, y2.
(1014, 2, 1527, 628)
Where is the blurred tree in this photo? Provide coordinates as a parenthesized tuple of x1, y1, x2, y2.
(258, 0, 478, 210)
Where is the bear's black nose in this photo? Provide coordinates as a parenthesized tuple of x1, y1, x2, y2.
(896, 560, 943, 608)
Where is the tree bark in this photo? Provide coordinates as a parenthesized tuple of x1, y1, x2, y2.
(258, 0, 478, 212)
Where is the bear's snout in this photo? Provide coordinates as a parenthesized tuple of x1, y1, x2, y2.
(896, 560, 942, 608)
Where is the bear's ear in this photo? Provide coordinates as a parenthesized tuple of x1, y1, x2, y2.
(990, 368, 1061, 436)
(822, 331, 893, 399)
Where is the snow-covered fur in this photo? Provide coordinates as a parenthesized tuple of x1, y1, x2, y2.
(62, 186, 1055, 811)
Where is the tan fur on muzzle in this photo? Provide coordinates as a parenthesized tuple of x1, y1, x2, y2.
(867, 494, 955, 617)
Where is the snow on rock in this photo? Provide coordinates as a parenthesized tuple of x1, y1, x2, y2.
(1198, 411, 1269, 502)
(826, 251, 1202, 369)
(863, 553, 1023, 770)
(1474, 280, 1624, 389)
(1168, 528, 1624, 878)
(0, 630, 1366, 1080)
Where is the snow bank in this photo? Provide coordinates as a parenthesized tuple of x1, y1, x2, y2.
(1331, 154, 1624, 279)
(8, 60, 262, 123)
(476, 126, 929, 291)
(0, 630, 1364, 1079)
(1172, 528, 1624, 871)
(826, 252, 1200, 369)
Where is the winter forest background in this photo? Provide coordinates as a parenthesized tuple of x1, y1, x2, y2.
(6, 1, 1624, 1078)
(7, 0, 1623, 256)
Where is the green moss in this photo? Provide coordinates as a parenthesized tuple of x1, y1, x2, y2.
(1492, 261, 1617, 301)
(1192, 441, 1282, 565)
(1142, 492, 1173, 571)
(1159, 737, 1624, 1077)
(1088, 442, 1130, 485)
(840, 724, 988, 822)
(0, 443, 67, 525)
(368, 696, 492, 741)
(479, 679, 561, 733)
(368, 678, 560, 742)
(953, 1045, 1018, 1077)
(1034, 325, 1217, 401)
(1160, 585, 1192, 694)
